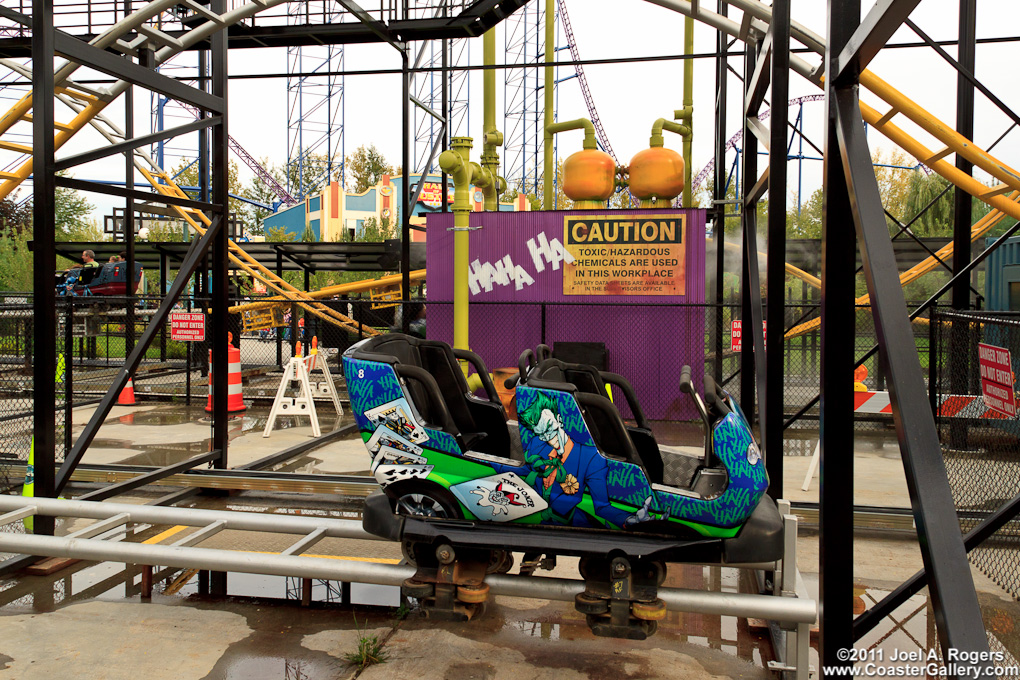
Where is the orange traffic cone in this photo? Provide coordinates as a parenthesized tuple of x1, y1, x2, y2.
(117, 376, 137, 405)
(206, 333, 246, 414)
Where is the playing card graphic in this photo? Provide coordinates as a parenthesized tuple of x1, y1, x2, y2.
(451, 472, 548, 522)
(371, 445, 428, 473)
(365, 397, 427, 443)
(366, 426, 424, 457)
(375, 464, 433, 484)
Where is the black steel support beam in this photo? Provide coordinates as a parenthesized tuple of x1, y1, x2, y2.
(77, 451, 219, 502)
(743, 30, 772, 118)
(952, 0, 976, 313)
(711, 0, 728, 385)
(56, 176, 221, 213)
(739, 43, 756, 422)
(401, 48, 411, 318)
(55, 117, 220, 172)
(740, 40, 768, 440)
(52, 31, 223, 112)
(745, 167, 769, 207)
(55, 216, 224, 494)
(820, 0, 858, 666)
(835, 88, 990, 671)
(31, 0, 57, 538)
(210, 0, 229, 470)
(835, 0, 922, 82)
(335, 0, 405, 51)
(765, 0, 789, 499)
(124, 25, 136, 360)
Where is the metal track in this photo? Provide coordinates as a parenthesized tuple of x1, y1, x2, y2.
(0, 494, 817, 658)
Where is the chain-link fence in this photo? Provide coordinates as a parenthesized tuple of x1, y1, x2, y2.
(933, 309, 1020, 599)
(0, 288, 941, 496)
(0, 292, 421, 496)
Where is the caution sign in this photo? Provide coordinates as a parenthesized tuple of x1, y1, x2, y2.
(563, 214, 685, 296)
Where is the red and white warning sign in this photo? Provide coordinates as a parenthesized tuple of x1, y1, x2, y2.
(977, 342, 1016, 418)
(730, 319, 766, 353)
(170, 312, 206, 342)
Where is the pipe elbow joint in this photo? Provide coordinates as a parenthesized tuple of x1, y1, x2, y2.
(438, 149, 464, 176)
(484, 130, 503, 147)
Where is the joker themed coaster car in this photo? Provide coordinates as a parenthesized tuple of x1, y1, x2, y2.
(343, 334, 784, 636)
(343, 334, 781, 562)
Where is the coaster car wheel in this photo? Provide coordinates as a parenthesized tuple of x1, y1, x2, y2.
(388, 481, 462, 520)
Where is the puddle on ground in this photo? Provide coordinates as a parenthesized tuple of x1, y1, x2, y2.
(0, 562, 402, 611)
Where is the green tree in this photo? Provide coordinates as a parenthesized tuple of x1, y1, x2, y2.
(287, 152, 344, 197)
(345, 145, 393, 194)
(786, 188, 824, 238)
(240, 157, 286, 236)
(266, 225, 297, 243)
(0, 195, 32, 236)
(872, 149, 915, 221)
(169, 158, 247, 226)
(0, 224, 33, 291)
(54, 172, 96, 239)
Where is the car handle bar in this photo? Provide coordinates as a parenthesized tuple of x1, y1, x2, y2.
(393, 364, 457, 434)
(599, 371, 651, 431)
(452, 347, 500, 403)
(536, 343, 552, 362)
(516, 348, 535, 385)
(679, 364, 710, 425)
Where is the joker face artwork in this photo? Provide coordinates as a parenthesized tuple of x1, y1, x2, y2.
(516, 391, 654, 529)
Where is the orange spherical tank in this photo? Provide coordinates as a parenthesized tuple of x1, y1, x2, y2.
(629, 146, 685, 201)
(561, 148, 616, 202)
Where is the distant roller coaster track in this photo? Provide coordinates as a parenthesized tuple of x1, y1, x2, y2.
(0, 0, 1017, 338)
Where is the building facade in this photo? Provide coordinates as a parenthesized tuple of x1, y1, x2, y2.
(263, 173, 532, 243)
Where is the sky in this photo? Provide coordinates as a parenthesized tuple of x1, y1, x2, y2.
(3, 0, 1020, 225)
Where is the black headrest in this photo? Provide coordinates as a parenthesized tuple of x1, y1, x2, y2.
(350, 333, 420, 366)
(528, 357, 607, 397)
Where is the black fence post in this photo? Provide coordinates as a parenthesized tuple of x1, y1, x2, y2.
(540, 303, 546, 346)
(64, 298, 72, 455)
(929, 301, 937, 416)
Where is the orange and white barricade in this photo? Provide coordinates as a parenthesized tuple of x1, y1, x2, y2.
(206, 333, 246, 414)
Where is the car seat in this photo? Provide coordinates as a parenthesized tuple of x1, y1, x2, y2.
(525, 357, 662, 482)
(348, 334, 511, 457)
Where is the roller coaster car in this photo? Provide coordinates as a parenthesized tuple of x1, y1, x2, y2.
(344, 334, 783, 635)
(343, 334, 781, 563)
(57, 261, 143, 297)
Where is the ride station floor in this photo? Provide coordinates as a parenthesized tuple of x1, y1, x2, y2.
(1, 401, 1018, 679)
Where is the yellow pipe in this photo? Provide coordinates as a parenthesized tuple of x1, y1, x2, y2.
(481, 27, 504, 212)
(439, 137, 481, 354)
(542, 0, 555, 210)
(681, 12, 694, 208)
(548, 118, 598, 150)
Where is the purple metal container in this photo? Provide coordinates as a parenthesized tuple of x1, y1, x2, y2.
(426, 209, 707, 420)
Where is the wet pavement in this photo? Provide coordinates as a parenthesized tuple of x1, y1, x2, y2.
(0, 548, 779, 680)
